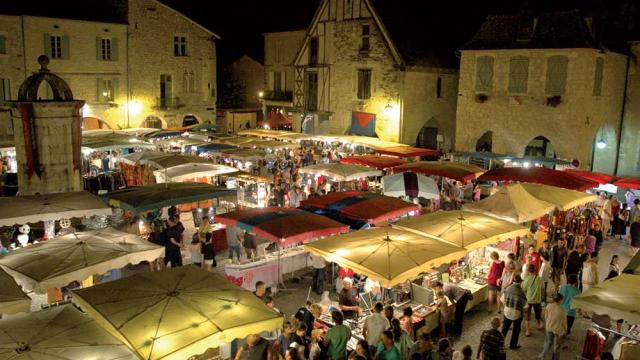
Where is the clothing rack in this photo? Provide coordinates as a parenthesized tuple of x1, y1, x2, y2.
(591, 322, 640, 341)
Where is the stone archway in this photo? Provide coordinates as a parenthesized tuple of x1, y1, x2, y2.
(82, 116, 112, 130)
(416, 117, 439, 149)
(524, 136, 556, 158)
(182, 114, 199, 127)
(475, 131, 493, 152)
(140, 115, 166, 129)
(591, 123, 617, 174)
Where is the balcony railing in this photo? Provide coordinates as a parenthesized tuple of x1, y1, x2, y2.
(263, 90, 293, 102)
(154, 97, 183, 109)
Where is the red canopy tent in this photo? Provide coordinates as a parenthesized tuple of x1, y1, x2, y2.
(340, 155, 407, 169)
(564, 169, 617, 185)
(393, 161, 485, 182)
(300, 191, 419, 224)
(215, 208, 348, 246)
(478, 167, 599, 191)
(257, 111, 292, 130)
(375, 146, 441, 158)
(613, 177, 640, 190)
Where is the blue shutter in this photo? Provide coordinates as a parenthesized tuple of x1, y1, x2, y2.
(509, 57, 529, 93)
(97, 78, 104, 102)
(112, 78, 119, 102)
(475, 56, 494, 92)
(43, 33, 51, 57)
(111, 37, 118, 61)
(0, 35, 6, 54)
(61, 35, 70, 59)
(593, 58, 604, 96)
(545, 55, 568, 95)
(96, 37, 102, 60)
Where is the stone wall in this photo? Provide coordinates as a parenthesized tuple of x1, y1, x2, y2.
(455, 49, 628, 171)
(227, 55, 264, 108)
(0, 15, 25, 143)
(618, 42, 640, 177)
(263, 30, 305, 93)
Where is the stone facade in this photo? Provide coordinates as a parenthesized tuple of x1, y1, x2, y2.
(618, 42, 640, 177)
(455, 49, 627, 172)
(291, 0, 458, 146)
(0, 15, 25, 144)
(226, 55, 264, 108)
(262, 30, 305, 113)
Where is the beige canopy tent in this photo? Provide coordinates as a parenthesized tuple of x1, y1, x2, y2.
(0, 305, 137, 359)
(219, 136, 262, 146)
(121, 150, 210, 169)
(223, 148, 269, 161)
(240, 140, 298, 150)
(72, 265, 283, 360)
(0, 267, 30, 315)
(237, 129, 291, 138)
(463, 184, 556, 223)
(519, 183, 597, 211)
(393, 210, 530, 251)
(0, 191, 112, 226)
(82, 134, 156, 152)
(305, 227, 466, 288)
(153, 163, 238, 182)
(298, 163, 382, 182)
(572, 274, 640, 324)
(0, 228, 165, 293)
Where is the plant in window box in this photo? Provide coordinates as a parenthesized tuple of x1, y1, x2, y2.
(546, 95, 562, 107)
(475, 94, 489, 103)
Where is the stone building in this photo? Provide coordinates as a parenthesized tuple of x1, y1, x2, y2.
(262, 30, 306, 130)
(0, 0, 218, 130)
(618, 41, 640, 177)
(290, 0, 459, 150)
(225, 55, 264, 109)
(454, 11, 628, 173)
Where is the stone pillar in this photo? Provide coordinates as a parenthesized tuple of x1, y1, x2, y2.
(9, 55, 84, 195)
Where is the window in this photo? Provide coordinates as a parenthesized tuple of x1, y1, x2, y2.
(357, 69, 372, 100)
(475, 56, 494, 93)
(545, 55, 568, 95)
(101, 38, 111, 60)
(45, 34, 68, 59)
(182, 70, 195, 93)
(97, 78, 117, 103)
(0, 79, 10, 102)
(0, 35, 6, 54)
(273, 71, 282, 92)
(508, 56, 529, 94)
(160, 74, 173, 107)
(361, 24, 370, 51)
(50, 35, 62, 59)
(305, 72, 318, 111)
(436, 77, 443, 98)
(593, 58, 604, 96)
(173, 36, 187, 56)
(309, 37, 318, 65)
(96, 37, 117, 61)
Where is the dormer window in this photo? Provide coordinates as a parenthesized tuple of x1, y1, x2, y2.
(361, 24, 370, 52)
(516, 16, 537, 42)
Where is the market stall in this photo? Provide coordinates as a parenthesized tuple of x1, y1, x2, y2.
(393, 161, 485, 182)
(478, 166, 599, 191)
(153, 163, 238, 183)
(72, 266, 283, 360)
(300, 191, 419, 226)
(0, 267, 31, 315)
(340, 154, 407, 169)
(564, 169, 618, 185)
(614, 177, 640, 189)
(375, 146, 441, 159)
(572, 274, 640, 324)
(381, 172, 440, 200)
(226, 172, 271, 208)
(463, 183, 556, 223)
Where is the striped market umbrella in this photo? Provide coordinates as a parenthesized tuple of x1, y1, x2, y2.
(382, 172, 440, 199)
(216, 208, 349, 246)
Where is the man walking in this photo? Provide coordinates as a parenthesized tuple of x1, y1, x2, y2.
(308, 252, 326, 295)
(501, 275, 527, 350)
(363, 302, 390, 354)
(538, 293, 566, 360)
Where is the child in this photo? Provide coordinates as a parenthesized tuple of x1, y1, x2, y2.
(539, 253, 551, 305)
(190, 233, 202, 267)
(436, 290, 450, 339)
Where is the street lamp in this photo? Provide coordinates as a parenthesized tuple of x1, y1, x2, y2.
(596, 138, 606, 149)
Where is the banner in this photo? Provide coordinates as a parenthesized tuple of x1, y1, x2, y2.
(350, 111, 376, 137)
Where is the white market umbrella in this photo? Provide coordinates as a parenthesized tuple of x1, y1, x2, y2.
(0, 267, 30, 315)
(0, 228, 165, 293)
(0, 305, 137, 359)
(0, 191, 112, 226)
(572, 274, 640, 324)
(154, 163, 238, 182)
(121, 151, 210, 169)
(72, 265, 283, 360)
(298, 163, 382, 182)
(463, 183, 556, 223)
(382, 172, 440, 199)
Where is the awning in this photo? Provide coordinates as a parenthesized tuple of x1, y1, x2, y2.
(393, 161, 485, 182)
(478, 167, 598, 191)
(120, 151, 210, 169)
(393, 210, 529, 251)
(463, 184, 555, 223)
(382, 172, 440, 199)
(72, 266, 283, 360)
(0, 191, 112, 226)
(81, 137, 156, 152)
(219, 136, 262, 146)
(221, 148, 269, 161)
(376, 146, 441, 158)
(613, 177, 640, 190)
(298, 163, 382, 181)
(0, 267, 30, 315)
(239, 140, 297, 150)
(519, 183, 597, 211)
(305, 227, 466, 288)
(184, 142, 237, 154)
(340, 155, 407, 169)
(103, 183, 236, 213)
(564, 169, 617, 185)
(623, 251, 640, 275)
(300, 191, 419, 224)
(216, 208, 349, 246)
(154, 163, 238, 182)
(572, 274, 640, 324)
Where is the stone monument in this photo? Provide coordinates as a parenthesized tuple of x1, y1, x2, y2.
(9, 55, 84, 195)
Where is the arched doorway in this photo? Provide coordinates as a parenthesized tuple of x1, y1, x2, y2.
(524, 136, 555, 158)
(416, 117, 439, 149)
(475, 131, 493, 152)
(140, 115, 165, 129)
(591, 123, 617, 174)
(82, 117, 112, 130)
(182, 114, 199, 127)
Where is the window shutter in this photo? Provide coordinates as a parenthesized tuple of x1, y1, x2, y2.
(182, 71, 189, 93)
(43, 33, 51, 57)
(508, 56, 529, 93)
(165, 75, 173, 100)
(61, 35, 70, 59)
(545, 55, 568, 95)
(97, 78, 104, 102)
(112, 78, 119, 101)
(96, 37, 102, 60)
(111, 37, 118, 61)
(267, 72, 274, 91)
(475, 56, 494, 92)
(593, 58, 604, 96)
(0, 35, 6, 54)
(280, 72, 286, 92)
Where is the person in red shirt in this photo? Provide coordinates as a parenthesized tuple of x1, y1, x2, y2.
(524, 245, 541, 273)
(486, 251, 505, 314)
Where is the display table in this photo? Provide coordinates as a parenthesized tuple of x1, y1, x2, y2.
(224, 247, 308, 291)
(458, 279, 488, 311)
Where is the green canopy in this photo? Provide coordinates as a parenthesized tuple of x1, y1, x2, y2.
(103, 182, 236, 213)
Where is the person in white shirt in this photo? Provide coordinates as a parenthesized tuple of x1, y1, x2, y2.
(362, 302, 390, 353)
(538, 293, 566, 360)
(308, 252, 326, 295)
(581, 252, 599, 292)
